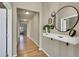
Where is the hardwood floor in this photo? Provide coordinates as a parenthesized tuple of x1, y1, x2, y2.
(17, 36, 48, 57)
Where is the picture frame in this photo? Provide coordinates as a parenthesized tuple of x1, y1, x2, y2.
(48, 18, 52, 24)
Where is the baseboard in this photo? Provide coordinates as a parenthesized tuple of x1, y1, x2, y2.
(29, 37, 39, 47)
(13, 54, 17, 57)
(41, 48, 51, 57)
(39, 48, 42, 50)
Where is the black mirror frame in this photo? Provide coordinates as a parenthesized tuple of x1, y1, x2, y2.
(55, 6, 79, 32)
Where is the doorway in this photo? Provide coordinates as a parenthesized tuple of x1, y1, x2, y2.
(16, 8, 46, 57)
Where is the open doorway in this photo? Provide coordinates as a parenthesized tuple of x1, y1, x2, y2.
(16, 8, 47, 57)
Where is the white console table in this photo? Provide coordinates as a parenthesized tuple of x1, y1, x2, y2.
(43, 33, 79, 45)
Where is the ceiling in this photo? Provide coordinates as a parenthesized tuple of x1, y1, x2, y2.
(17, 8, 36, 22)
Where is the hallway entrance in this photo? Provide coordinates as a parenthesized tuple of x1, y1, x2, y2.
(16, 8, 46, 57)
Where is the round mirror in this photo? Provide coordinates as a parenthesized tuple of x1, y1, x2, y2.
(55, 6, 79, 32)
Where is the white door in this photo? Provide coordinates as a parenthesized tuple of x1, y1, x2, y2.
(0, 8, 6, 57)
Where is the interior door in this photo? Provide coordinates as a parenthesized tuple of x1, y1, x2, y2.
(0, 8, 6, 57)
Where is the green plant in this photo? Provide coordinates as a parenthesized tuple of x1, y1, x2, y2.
(43, 24, 54, 33)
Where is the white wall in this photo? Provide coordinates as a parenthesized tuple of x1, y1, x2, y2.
(30, 13, 39, 46)
(26, 18, 32, 38)
(42, 2, 79, 57)
(12, 2, 42, 56)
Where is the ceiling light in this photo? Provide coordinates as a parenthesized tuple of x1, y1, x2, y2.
(25, 11, 29, 14)
(23, 19, 28, 22)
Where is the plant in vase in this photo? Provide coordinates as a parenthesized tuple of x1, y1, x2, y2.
(43, 24, 54, 33)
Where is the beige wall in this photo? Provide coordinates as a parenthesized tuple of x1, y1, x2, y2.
(12, 2, 42, 56)
(42, 2, 79, 57)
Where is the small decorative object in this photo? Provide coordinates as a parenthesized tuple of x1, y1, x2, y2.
(69, 29, 76, 37)
(48, 18, 52, 24)
(50, 24, 54, 29)
(43, 15, 55, 33)
(45, 27, 48, 34)
(43, 24, 54, 33)
(43, 25, 50, 33)
(48, 18, 54, 29)
(51, 11, 56, 17)
(50, 12, 55, 27)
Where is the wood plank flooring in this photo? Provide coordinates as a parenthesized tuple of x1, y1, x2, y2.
(17, 36, 47, 57)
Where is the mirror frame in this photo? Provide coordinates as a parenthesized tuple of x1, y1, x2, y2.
(55, 6, 79, 32)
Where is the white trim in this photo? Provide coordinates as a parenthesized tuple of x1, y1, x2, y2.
(29, 37, 39, 47)
(41, 48, 51, 57)
(39, 12, 42, 50)
(39, 48, 42, 50)
(13, 54, 17, 57)
(3, 2, 12, 57)
(3, 2, 12, 9)
(7, 9, 12, 57)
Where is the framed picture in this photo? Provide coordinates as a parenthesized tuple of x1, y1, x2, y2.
(48, 18, 52, 24)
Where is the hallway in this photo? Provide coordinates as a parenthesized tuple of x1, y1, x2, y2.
(17, 37, 47, 57)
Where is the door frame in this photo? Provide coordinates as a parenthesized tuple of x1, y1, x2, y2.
(3, 2, 12, 57)
(16, 7, 42, 55)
